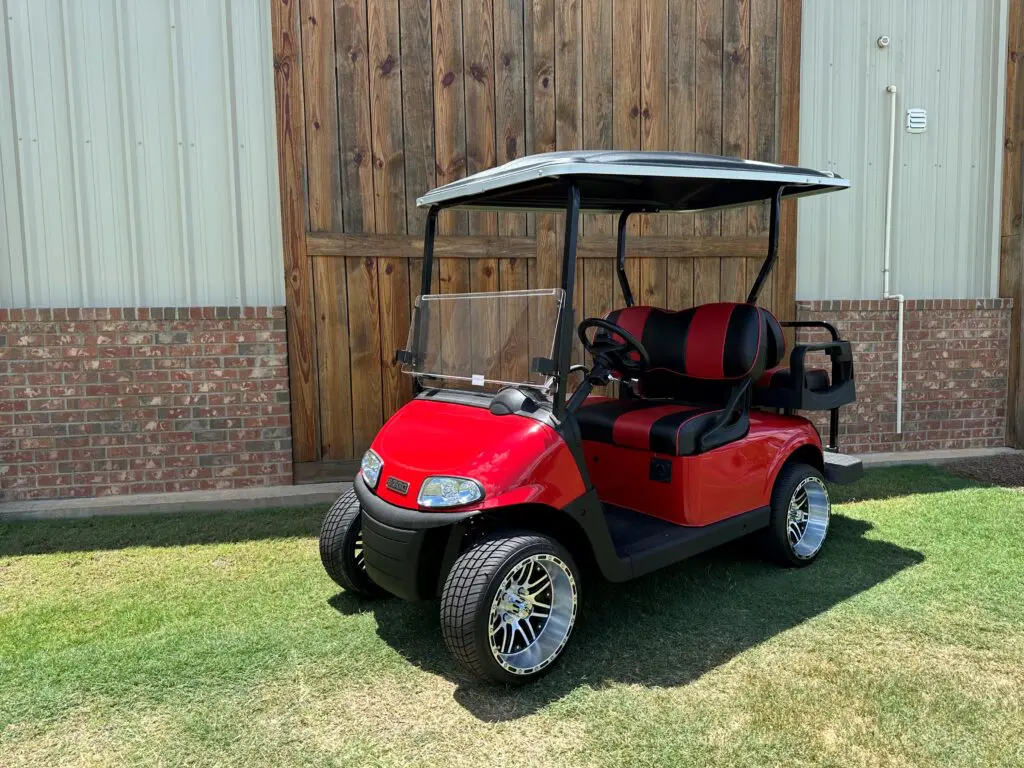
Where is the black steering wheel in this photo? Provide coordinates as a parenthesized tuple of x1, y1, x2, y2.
(577, 317, 650, 375)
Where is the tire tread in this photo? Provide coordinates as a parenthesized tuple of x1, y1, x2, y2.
(319, 489, 382, 595)
(440, 534, 571, 682)
(764, 461, 828, 567)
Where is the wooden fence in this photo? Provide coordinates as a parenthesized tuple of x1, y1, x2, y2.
(272, 0, 803, 479)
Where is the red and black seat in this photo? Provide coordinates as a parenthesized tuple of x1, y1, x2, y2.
(576, 302, 779, 456)
(752, 311, 856, 412)
(575, 397, 733, 456)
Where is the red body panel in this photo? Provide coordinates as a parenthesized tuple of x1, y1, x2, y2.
(581, 410, 821, 526)
(368, 396, 820, 527)
(369, 399, 585, 512)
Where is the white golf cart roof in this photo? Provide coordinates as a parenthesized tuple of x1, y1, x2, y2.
(416, 150, 848, 213)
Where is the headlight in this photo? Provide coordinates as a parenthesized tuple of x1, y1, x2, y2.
(360, 450, 383, 489)
(418, 476, 483, 508)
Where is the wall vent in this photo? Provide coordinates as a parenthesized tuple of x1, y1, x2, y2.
(906, 108, 927, 133)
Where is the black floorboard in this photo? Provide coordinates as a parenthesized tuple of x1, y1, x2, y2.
(602, 504, 700, 559)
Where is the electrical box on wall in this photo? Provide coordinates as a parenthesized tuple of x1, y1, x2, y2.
(906, 108, 927, 133)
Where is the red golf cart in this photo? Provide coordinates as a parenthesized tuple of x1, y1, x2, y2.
(320, 151, 860, 684)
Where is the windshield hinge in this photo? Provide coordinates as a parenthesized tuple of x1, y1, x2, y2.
(530, 357, 558, 377)
(394, 349, 417, 365)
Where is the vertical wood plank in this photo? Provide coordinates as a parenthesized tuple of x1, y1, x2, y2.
(582, 0, 613, 238)
(432, 0, 471, 376)
(347, 255, 384, 453)
(464, 0, 497, 237)
(494, 0, 527, 237)
(528, 0, 556, 156)
(1002, 235, 1023, 446)
(695, 0, 723, 239)
(528, 0, 557, 302)
(667, 258, 695, 310)
(693, 257, 720, 305)
(464, 0, 500, 379)
(613, 0, 642, 239)
(399, 0, 435, 236)
(555, 0, 583, 360)
(1000, 0, 1023, 445)
(368, 1, 406, 231)
(301, 0, 343, 232)
(432, 0, 468, 237)
(337, 0, 384, 450)
(272, 0, 318, 463)
(300, 0, 348, 460)
(499, 256, 530, 381)
(369, 0, 411, 419)
(641, 0, 668, 236)
(582, 0, 614, 323)
(667, 0, 697, 238)
(313, 258, 353, 458)
(721, 0, 749, 237)
(775, 0, 800, 325)
(495, 0, 529, 378)
(640, 0, 668, 308)
(554, 0, 582, 152)
(1002, 0, 1023, 240)
(748, 0, 776, 235)
(336, 0, 377, 233)
(719, 257, 746, 302)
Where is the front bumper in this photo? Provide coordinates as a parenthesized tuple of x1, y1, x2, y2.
(354, 474, 480, 600)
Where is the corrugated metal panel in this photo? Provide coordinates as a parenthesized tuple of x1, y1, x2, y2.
(797, 0, 1008, 300)
(0, 0, 284, 308)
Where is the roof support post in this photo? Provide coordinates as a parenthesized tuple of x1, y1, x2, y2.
(615, 211, 635, 307)
(420, 206, 439, 296)
(746, 186, 786, 305)
(555, 183, 582, 419)
(409, 207, 440, 394)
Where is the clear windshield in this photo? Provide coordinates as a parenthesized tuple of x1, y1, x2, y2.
(401, 288, 565, 391)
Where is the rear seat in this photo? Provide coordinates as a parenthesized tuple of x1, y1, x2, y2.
(751, 310, 855, 412)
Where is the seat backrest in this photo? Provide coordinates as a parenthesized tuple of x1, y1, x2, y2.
(763, 309, 786, 370)
(604, 302, 783, 384)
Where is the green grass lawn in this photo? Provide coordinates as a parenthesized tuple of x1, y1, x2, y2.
(2, 466, 1023, 767)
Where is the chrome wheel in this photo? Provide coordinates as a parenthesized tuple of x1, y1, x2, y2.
(487, 553, 578, 676)
(787, 476, 830, 559)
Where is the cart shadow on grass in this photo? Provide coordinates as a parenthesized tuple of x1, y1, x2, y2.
(328, 513, 924, 723)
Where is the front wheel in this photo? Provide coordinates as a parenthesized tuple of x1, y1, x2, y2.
(319, 490, 384, 596)
(440, 533, 580, 684)
(763, 462, 831, 567)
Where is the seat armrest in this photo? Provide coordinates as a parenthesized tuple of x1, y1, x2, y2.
(789, 340, 853, 396)
(780, 320, 840, 341)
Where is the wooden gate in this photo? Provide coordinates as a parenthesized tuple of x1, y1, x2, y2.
(271, 0, 803, 480)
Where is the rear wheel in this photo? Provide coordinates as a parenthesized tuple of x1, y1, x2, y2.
(319, 490, 384, 596)
(440, 533, 580, 684)
(763, 462, 831, 567)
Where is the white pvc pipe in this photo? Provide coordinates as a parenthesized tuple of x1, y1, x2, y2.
(882, 84, 904, 435)
(882, 86, 897, 296)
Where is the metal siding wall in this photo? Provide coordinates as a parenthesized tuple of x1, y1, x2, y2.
(0, 0, 284, 308)
(797, 0, 1007, 300)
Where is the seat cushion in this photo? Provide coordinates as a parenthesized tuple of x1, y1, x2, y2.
(604, 302, 780, 382)
(576, 396, 726, 456)
(757, 365, 830, 391)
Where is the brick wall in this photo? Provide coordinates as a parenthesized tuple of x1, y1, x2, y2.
(796, 299, 1011, 454)
(0, 307, 292, 501)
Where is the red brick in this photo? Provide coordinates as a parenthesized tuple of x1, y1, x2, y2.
(0, 306, 292, 501)
(797, 300, 1011, 453)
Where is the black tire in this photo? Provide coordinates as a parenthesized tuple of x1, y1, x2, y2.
(319, 489, 384, 596)
(763, 461, 831, 567)
(440, 533, 580, 685)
